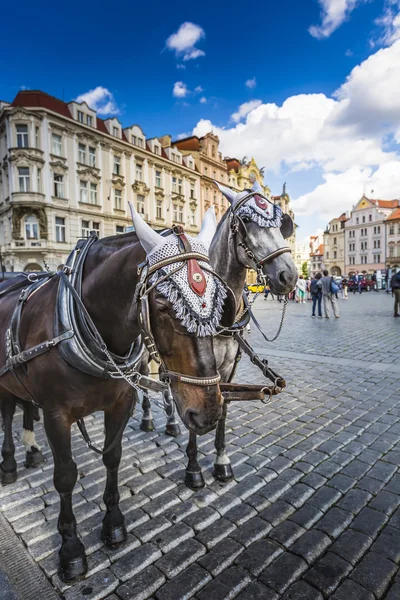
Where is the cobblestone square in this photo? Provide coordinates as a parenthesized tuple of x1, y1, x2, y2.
(1, 291, 400, 599)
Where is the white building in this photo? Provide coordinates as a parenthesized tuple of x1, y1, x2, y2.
(0, 91, 201, 272)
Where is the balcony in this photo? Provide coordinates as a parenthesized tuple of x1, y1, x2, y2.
(6, 240, 47, 251)
(11, 192, 46, 207)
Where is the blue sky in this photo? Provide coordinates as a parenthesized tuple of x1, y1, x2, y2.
(2, 0, 400, 240)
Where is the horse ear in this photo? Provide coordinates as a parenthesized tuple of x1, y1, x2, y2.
(197, 206, 217, 250)
(280, 213, 294, 239)
(214, 182, 237, 205)
(128, 202, 166, 254)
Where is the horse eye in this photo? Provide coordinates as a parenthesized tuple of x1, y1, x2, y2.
(242, 216, 251, 223)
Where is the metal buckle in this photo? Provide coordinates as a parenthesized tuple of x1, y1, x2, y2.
(27, 273, 38, 282)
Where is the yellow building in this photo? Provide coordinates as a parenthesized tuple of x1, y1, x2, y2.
(225, 157, 271, 198)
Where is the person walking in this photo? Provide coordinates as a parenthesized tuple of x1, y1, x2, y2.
(351, 272, 358, 294)
(296, 276, 307, 304)
(320, 269, 340, 318)
(390, 271, 400, 317)
(264, 285, 270, 301)
(310, 273, 323, 317)
(371, 271, 378, 292)
(342, 277, 348, 299)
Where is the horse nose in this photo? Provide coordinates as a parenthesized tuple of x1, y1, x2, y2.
(184, 408, 218, 434)
(278, 269, 290, 286)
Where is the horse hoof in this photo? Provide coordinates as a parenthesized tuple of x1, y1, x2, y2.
(101, 523, 127, 548)
(0, 466, 17, 485)
(140, 419, 155, 432)
(165, 422, 181, 437)
(24, 449, 45, 468)
(213, 463, 234, 482)
(185, 471, 205, 490)
(58, 554, 88, 583)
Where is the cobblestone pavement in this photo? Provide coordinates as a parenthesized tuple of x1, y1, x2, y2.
(1, 291, 400, 599)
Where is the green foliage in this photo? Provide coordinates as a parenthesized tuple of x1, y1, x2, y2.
(301, 261, 309, 279)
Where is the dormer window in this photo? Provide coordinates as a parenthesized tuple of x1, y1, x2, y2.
(132, 135, 137, 145)
(86, 115, 92, 127)
(113, 127, 119, 137)
(137, 138, 143, 148)
(154, 146, 160, 155)
(77, 111, 84, 123)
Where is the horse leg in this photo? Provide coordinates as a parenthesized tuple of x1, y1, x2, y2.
(185, 430, 205, 490)
(101, 394, 133, 548)
(140, 390, 155, 432)
(213, 401, 234, 482)
(0, 396, 17, 485)
(23, 403, 45, 468)
(164, 389, 181, 437)
(44, 412, 87, 583)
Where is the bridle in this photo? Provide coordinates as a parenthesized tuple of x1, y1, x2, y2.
(229, 190, 291, 276)
(135, 226, 223, 388)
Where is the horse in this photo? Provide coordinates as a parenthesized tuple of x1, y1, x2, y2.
(139, 181, 298, 488)
(0, 206, 236, 583)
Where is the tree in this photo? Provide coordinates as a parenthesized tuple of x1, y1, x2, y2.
(302, 262, 309, 279)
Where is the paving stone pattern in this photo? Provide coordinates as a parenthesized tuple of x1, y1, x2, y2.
(1, 292, 400, 599)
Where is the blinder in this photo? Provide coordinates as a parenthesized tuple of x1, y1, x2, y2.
(280, 213, 294, 240)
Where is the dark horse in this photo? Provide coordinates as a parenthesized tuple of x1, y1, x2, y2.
(0, 207, 235, 582)
(139, 181, 298, 488)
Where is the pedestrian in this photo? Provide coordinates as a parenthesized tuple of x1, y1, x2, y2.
(342, 277, 348, 300)
(371, 271, 378, 292)
(358, 273, 363, 294)
(310, 272, 323, 317)
(390, 270, 400, 317)
(296, 276, 307, 304)
(320, 269, 340, 318)
(264, 285, 270, 301)
(351, 272, 358, 294)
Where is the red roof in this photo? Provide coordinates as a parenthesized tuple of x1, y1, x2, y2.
(386, 207, 400, 221)
(172, 136, 201, 152)
(338, 213, 348, 222)
(363, 197, 400, 209)
(13, 90, 71, 119)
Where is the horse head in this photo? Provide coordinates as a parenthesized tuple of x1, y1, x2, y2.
(214, 181, 298, 295)
(130, 205, 235, 435)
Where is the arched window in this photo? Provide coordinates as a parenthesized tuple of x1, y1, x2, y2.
(25, 215, 39, 240)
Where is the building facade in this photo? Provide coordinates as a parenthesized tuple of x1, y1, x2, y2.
(0, 91, 201, 272)
(344, 196, 399, 275)
(309, 234, 324, 277)
(323, 213, 348, 276)
(172, 133, 229, 222)
(386, 207, 400, 275)
(294, 242, 310, 276)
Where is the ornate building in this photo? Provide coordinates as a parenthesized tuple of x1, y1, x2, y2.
(309, 234, 324, 277)
(0, 91, 201, 272)
(323, 213, 348, 276)
(172, 133, 229, 221)
(344, 195, 399, 275)
(225, 157, 271, 198)
(385, 207, 400, 277)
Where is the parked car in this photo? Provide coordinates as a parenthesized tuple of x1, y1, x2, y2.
(247, 283, 265, 293)
(347, 276, 374, 291)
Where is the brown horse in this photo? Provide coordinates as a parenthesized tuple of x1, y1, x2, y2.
(0, 207, 234, 583)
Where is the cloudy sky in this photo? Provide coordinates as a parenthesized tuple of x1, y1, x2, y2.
(2, 0, 400, 239)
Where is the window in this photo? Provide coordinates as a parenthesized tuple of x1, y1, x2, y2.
(136, 164, 142, 181)
(53, 174, 64, 198)
(178, 206, 183, 222)
(155, 171, 161, 188)
(172, 177, 177, 193)
(334, 251, 337, 259)
(114, 189, 122, 210)
(390, 245, 395, 257)
(211, 146, 215, 157)
(326, 252, 329, 259)
(204, 166, 208, 176)
(374, 226, 376, 234)
(89, 183, 97, 204)
(80, 180, 88, 203)
(113, 127, 119, 137)
(154, 146, 160, 155)
(132, 135, 137, 145)
(86, 115, 92, 127)
(190, 183, 195, 199)
(377, 240, 380, 248)
(378, 226, 381, 233)
(156, 200, 162, 220)
(18, 167, 30, 192)
(82, 220, 90, 237)
(113, 155, 121, 176)
(390, 225, 395, 235)
(37, 168, 41, 193)
(35, 127, 39, 149)
(213, 170, 216, 179)
(16, 124, 28, 148)
(356, 217, 359, 224)
(52, 133, 62, 156)
(77, 111, 84, 123)
(55, 217, 66, 242)
(89, 147, 96, 167)
(92, 222, 100, 236)
(25, 216, 38, 240)
(362, 216, 365, 223)
(137, 195, 145, 215)
(333, 237, 337, 245)
(190, 211, 196, 226)
(375, 254, 380, 263)
(173, 203, 178, 222)
(137, 138, 143, 148)
(78, 143, 86, 164)
(116, 225, 124, 234)
(178, 178, 182, 195)
(369, 214, 372, 221)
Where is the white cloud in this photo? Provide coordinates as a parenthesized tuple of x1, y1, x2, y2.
(177, 64, 186, 70)
(231, 100, 262, 123)
(373, 0, 400, 46)
(309, 0, 366, 40)
(194, 85, 204, 93)
(345, 49, 353, 56)
(191, 39, 400, 225)
(75, 86, 119, 116)
(200, 96, 207, 104)
(166, 22, 206, 61)
(173, 81, 188, 98)
(245, 77, 257, 89)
